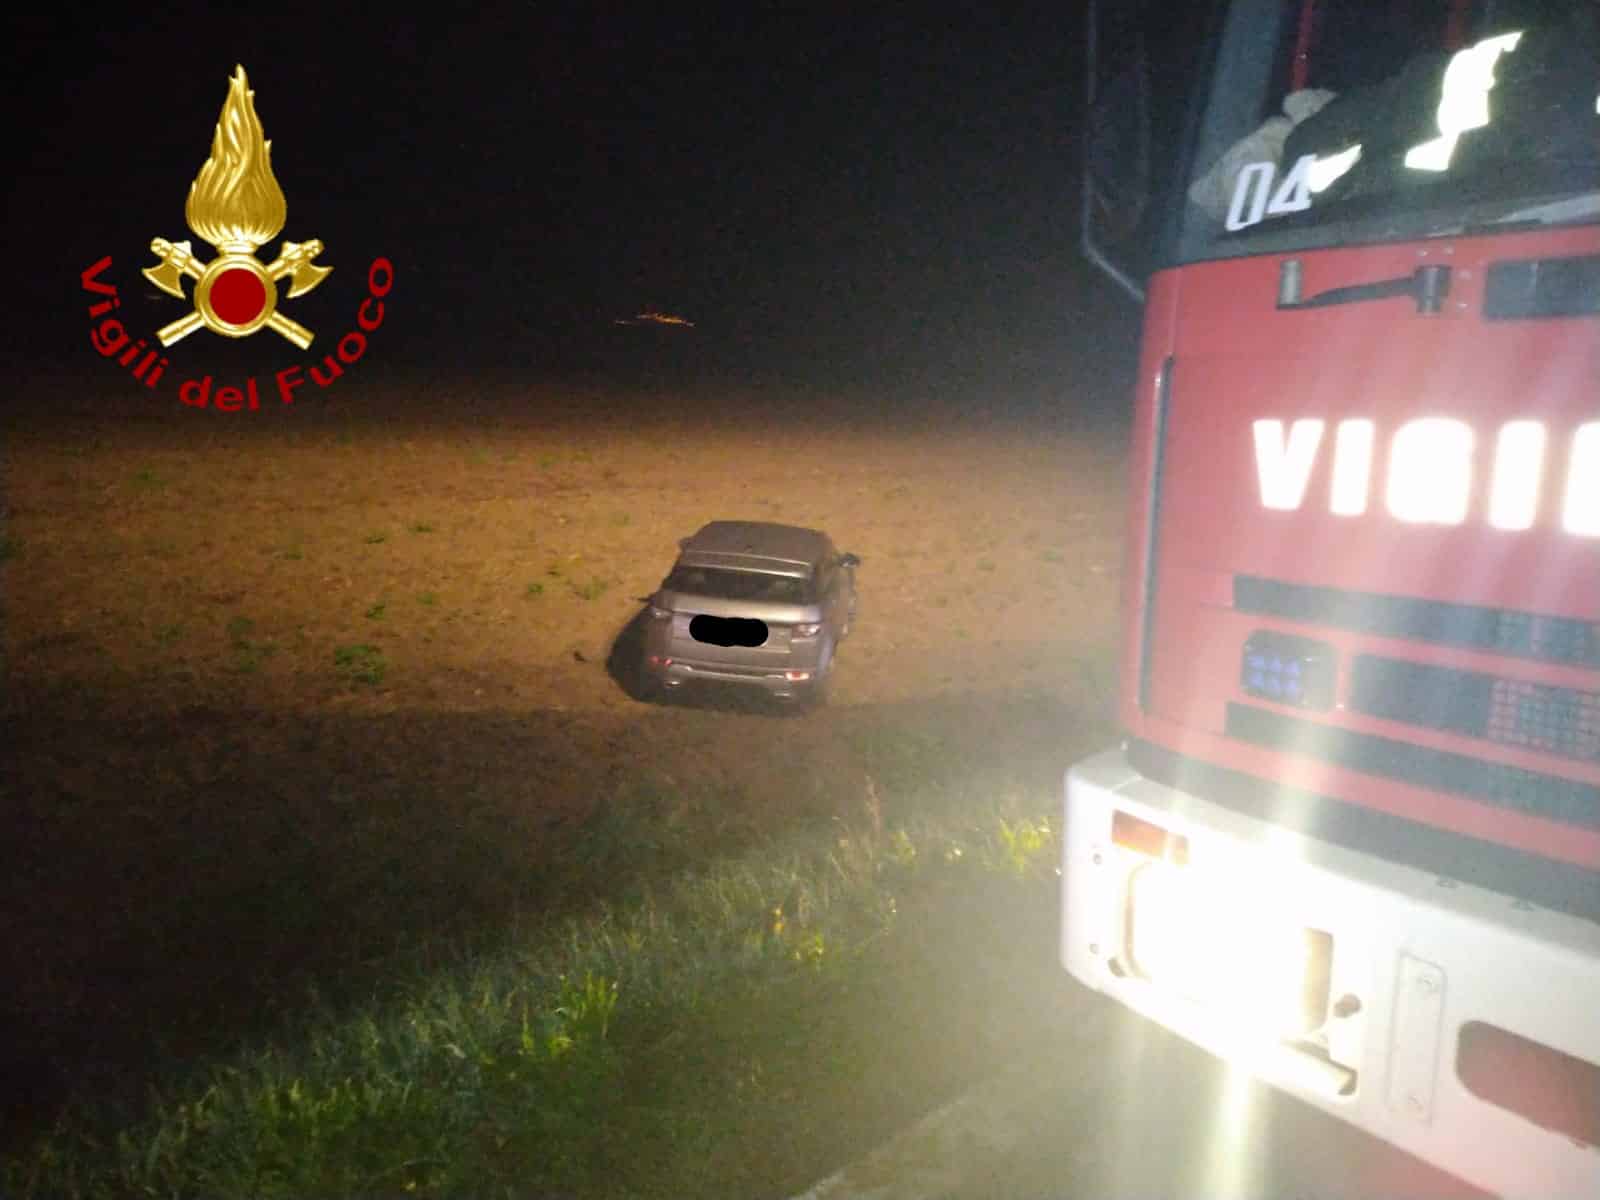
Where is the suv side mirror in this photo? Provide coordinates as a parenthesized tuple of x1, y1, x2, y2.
(838, 552, 861, 568)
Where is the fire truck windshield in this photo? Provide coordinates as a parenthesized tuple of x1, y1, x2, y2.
(1179, 0, 1599, 261)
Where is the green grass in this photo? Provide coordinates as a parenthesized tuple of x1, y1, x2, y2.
(333, 644, 387, 687)
(570, 576, 611, 602)
(417, 592, 438, 607)
(408, 522, 434, 534)
(365, 602, 387, 621)
(363, 532, 387, 545)
(232, 642, 276, 674)
(226, 617, 276, 674)
(2, 770, 1066, 1199)
(524, 581, 544, 598)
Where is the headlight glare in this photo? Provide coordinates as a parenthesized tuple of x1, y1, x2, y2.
(1126, 861, 1332, 1039)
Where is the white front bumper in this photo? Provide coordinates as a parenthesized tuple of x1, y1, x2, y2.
(1062, 746, 1600, 1200)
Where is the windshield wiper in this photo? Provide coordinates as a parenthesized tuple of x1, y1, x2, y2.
(1276, 262, 1452, 314)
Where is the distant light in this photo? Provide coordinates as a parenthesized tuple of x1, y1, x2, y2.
(613, 311, 695, 328)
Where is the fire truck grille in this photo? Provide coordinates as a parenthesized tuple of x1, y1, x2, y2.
(1234, 577, 1600, 670)
(1352, 657, 1600, 767)
(1225, 703, 1600, 832)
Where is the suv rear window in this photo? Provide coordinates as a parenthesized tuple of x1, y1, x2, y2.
(666, 566, 812, 603)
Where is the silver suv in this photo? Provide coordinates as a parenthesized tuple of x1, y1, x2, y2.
(640, 521, 860, 706)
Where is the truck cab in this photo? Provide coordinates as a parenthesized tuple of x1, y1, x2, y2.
(1064, 3, 1599, 1195)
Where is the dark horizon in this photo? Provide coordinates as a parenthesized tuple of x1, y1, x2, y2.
(8, 3, 1137, 405)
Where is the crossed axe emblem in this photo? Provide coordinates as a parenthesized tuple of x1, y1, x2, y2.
(144, 237, 332, 349)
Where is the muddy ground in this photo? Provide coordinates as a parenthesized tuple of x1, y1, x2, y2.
(1, 367, 1129, 1144)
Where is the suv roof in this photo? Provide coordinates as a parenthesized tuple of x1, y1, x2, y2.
(678, 521, 831, 573)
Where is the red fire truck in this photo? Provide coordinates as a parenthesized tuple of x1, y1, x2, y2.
(1066, 2, 1598, 1194)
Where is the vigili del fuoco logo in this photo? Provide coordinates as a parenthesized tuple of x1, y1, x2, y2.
(80, 65, 394, 411)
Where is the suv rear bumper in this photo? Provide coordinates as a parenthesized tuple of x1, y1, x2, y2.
(643, 654, 822, 700)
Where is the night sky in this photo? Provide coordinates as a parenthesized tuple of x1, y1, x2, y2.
(9, 4, 1129, 395)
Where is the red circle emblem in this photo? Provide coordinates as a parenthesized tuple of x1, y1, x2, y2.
(211, 267, 268, 325)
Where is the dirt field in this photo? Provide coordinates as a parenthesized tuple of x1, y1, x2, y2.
(0, 367, 1129, 1142)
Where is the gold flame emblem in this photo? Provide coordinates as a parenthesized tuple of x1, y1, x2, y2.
(143, 66, 331, 348)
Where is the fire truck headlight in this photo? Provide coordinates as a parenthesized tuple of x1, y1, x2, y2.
(1126, 861, 1332, 1041)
